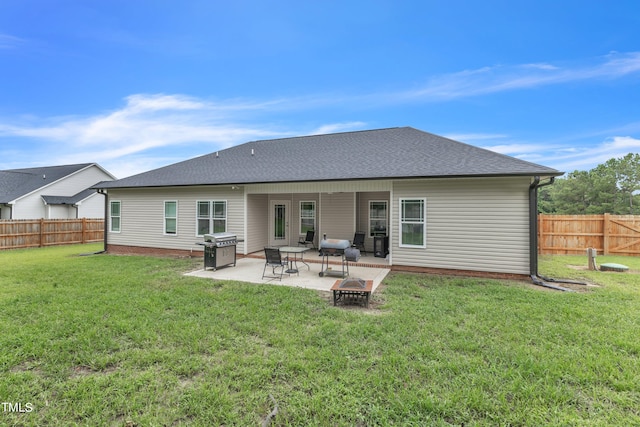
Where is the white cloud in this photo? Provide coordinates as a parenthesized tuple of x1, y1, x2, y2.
(481, 144, 544, 156)
(309, 122, 367, 135)
(2, 52, 640, 177)
(603, 135, 640, 150)
(519, 63, 560, 71)
(1, 94, 285, 149)
(400, 51, 640, 101)
(500, 135, 640, 173)
(0, 93, 370, 177)
(0, 33, 25, 49)
(460, 129, 640, 174)
(444, 133, 508, 142)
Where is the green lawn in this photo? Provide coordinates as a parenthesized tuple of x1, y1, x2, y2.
(1, 245, 639, 426)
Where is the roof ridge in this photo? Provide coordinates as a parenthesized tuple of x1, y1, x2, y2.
(2, 162, 95, 173)
(0, 170, 39, 176)
(244, 126, 404, 145)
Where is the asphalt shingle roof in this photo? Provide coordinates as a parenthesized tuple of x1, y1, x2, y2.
(0, 163, 95, 204)
(95, 127, 563, 189)
(41, 189, 97, 205)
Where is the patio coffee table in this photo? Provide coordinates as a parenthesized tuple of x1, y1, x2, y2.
(279, 246, 311, 274)
(331, 279, 373, 308)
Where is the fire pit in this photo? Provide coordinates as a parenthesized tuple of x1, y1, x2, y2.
(331, 278, 373, 308)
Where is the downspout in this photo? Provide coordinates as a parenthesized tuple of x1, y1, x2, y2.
(97, 189, 108, 254)
(529, 176, 572, 291)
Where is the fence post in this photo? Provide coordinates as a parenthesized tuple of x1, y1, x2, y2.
(603, 213, 610, 255)
(538, 214, 544, 254)
(39, 218, 44, 248)
(82, 217, 87, 244)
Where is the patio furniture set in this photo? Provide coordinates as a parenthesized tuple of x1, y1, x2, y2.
(261, 231, 372, 307)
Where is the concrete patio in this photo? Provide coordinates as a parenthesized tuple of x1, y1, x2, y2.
(185, 254, 390, 293)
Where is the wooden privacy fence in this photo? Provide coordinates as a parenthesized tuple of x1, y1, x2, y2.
(539, 214, 640, 256)
(0, 218, 104, 250)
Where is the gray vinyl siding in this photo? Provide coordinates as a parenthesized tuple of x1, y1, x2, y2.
(106, 176, 533, 275)
(246, 194, 268, 253)
(48, 205, 74, 219)
(77, 194, 105, 218)
(247, 180, 392, 195)
(291, 193, 319, 245)
(245, 193, 328, 250)
(356, 191, 390, 253)
(319, 192, 355, 241)
(12, 165, 113, 219)
(107, 186, 245, 253)
(392, 177, 531, 275)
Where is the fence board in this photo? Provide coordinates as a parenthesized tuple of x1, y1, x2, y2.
(0, 219, 104, 250)
(3, 216, 639, 255)
(539, 214, 640, 256)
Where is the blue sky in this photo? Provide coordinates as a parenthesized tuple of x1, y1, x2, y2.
(1, 1, 639, 179)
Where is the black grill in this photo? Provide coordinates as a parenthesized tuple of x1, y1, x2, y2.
(318, 236, 360, 278)
(197, 232, 237, 270)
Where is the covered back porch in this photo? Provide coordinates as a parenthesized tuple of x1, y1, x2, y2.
(244, 181, 391, 261)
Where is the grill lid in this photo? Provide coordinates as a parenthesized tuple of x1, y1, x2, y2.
(204, 232, 237, 242)
(319, 238, 351, 250)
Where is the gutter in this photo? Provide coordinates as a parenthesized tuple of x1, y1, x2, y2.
(529, 176, 587, 291)
(96, 189, 108, 254)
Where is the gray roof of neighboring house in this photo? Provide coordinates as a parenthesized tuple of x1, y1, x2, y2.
(0, 163, 98, 203)
(41, 189, 97, 205)
(95, 127, 563, 189)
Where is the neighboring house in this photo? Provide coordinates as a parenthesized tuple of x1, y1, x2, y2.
(0, 163, 115, 220)
(95, 127, 563, 277)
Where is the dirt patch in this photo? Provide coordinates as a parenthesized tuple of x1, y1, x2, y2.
(567, 265, 589, 271)
(70, 365, 118, 378)
(568, 264, 640, 274)
(10, 360, 44, 376)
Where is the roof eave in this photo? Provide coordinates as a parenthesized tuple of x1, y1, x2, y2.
(93, 171, 565, 190)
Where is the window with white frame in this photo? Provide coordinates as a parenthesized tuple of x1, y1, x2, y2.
(110, 201, 121, 233)
(197, 201, 227, 235)
(400, 198, 426, 248)
(369, 201, 388, 237)
(300, 201, 316, 234)
(164, 201, 177, 235)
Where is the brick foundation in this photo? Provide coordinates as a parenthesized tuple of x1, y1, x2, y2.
(107, 244, 528, 281)
(389, 264, 529, 281)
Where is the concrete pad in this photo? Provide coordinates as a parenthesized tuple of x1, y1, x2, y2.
(184, 257, 390, 292)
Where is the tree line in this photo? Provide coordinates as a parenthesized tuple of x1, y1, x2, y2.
(539, 153, 640, 214)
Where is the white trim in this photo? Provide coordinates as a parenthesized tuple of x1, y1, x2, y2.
(389, 186, 394, 265)
(352, 192, 357, 233)
(243, 190, 248, 255)
(368, 200, 388, 238)
(195, 200, 228, 236)
(164, 200, 178, 236)
(299, 200, 316, 235)
(246, 179, 393, 195)
(399, 197, 426, 248)
(9, 164, 113, 204)
(269, 200, 291, 246)
(75, 192, 99, 206)
(110, 200, 122, 233)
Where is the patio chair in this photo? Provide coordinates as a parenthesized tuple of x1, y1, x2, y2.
(352, 231, 367, 255)
(262, 247, 289, 280)
(298, 230, 315, 249)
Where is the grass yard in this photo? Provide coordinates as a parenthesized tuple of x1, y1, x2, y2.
(1, 245, 639, 426)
